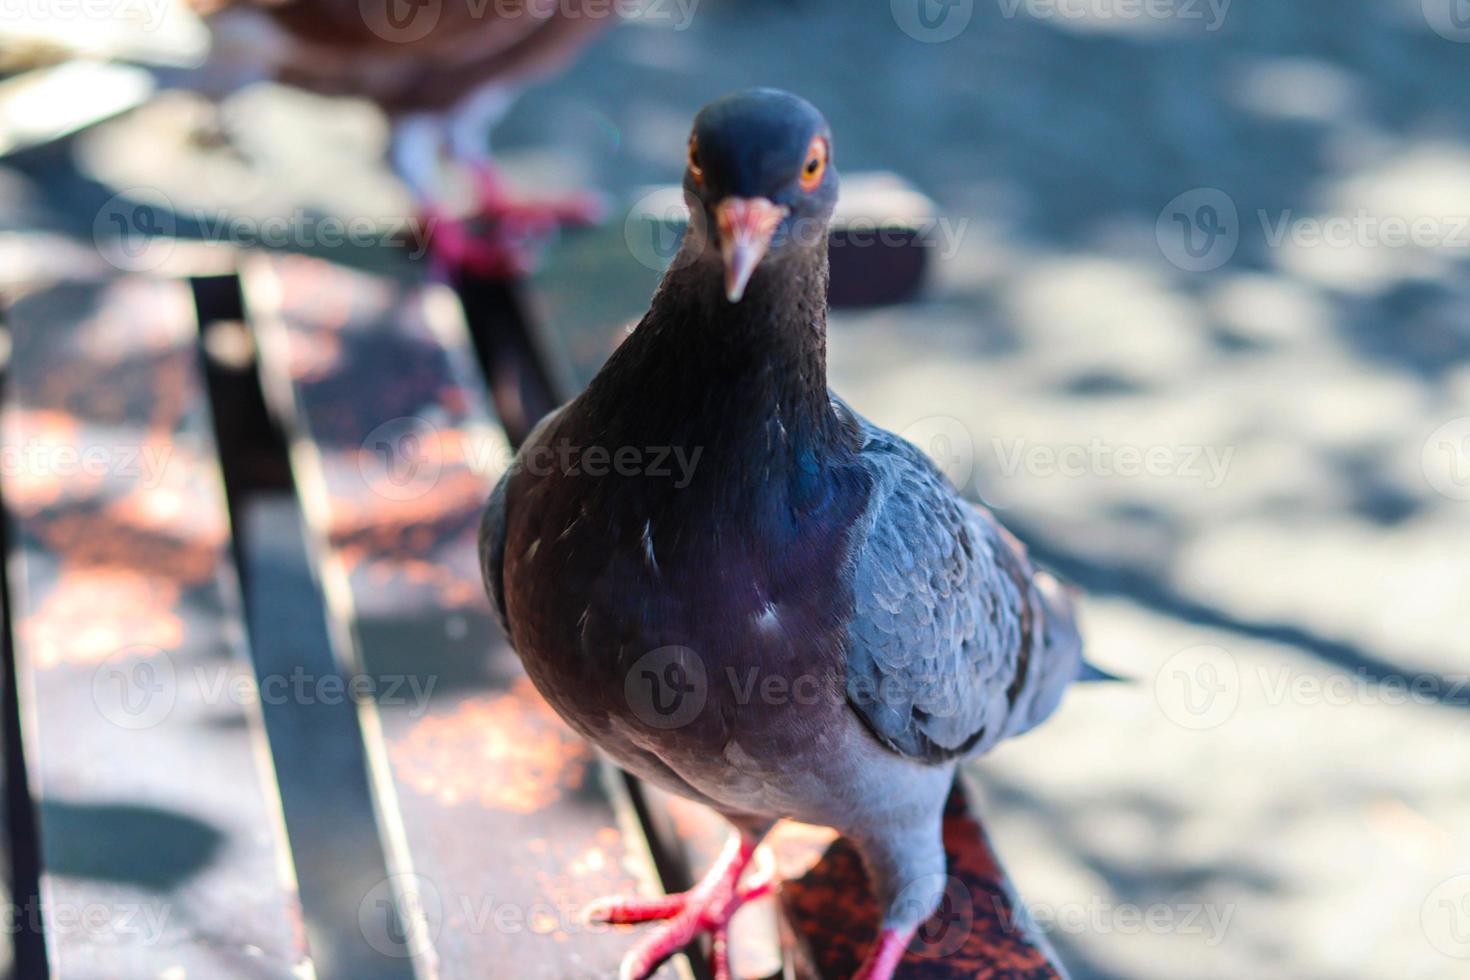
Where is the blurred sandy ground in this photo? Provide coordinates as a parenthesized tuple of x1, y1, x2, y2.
(4, 1, 1470, 977)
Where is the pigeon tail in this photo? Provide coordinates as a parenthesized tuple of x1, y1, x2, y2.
(1077, 660, 1128, 682)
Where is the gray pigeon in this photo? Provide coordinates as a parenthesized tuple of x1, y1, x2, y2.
(480, 88, 1085, 980)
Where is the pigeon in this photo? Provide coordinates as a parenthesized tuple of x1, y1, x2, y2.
(194, 0, 614, 276)
(480, 88, 1087, 980)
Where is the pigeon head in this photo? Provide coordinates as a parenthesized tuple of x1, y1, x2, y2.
(684, 89, 838, 303)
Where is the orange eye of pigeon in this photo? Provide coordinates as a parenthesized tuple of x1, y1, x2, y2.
(688, 138, 705, 185)
(800, 137, 828, 191)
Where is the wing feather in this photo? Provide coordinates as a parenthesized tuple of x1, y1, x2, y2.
(843, 411, 1082, 763)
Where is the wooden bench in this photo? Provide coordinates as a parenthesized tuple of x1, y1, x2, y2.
(1, 275, 312, 977)
(0, 246, 1062, 979)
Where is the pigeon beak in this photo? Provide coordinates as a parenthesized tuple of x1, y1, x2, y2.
(715, 197, 789, 303)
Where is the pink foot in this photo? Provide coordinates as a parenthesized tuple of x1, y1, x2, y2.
(420, 165, 602, 279)
(419, 208, 521, 278)
(852, 925, 917, 980)
(583, 835, 775, 980)
(416, 165, 603, 279)
(470, 165, 603, 233)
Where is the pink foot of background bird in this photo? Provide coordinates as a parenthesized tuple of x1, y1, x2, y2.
(197, 0, 615, 277)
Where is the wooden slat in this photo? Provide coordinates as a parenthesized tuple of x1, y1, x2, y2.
(242, 254, 682, 980)
(236, 494, 416, 980)
(0, 277, 313, 978)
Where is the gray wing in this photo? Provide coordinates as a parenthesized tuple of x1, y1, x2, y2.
(844, 412, 1083, 763)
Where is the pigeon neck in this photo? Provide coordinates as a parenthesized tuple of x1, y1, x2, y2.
(646, 243, 837, 444)
(574, 240, 846, 509)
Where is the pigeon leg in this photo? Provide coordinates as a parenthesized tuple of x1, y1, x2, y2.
(851, 925, 918, 980)
(468, 162, 604, 229)
(584, 831, 774, 980)
(419, 202, 535, 280)
(448, 161, 603, 278)
(436, 82, 603, 278)
(707, 869, 777, 980)
(850, 799, 949, 980)
(388, 113, 500, 276)
(411, 159, 602, 279)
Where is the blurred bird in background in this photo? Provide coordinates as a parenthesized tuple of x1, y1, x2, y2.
(191, 0, 618, 276)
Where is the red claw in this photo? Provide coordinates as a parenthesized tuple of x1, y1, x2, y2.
(583, 834, 775, 980)
(418, 164, 604, 280)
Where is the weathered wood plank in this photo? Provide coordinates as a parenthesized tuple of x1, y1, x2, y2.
(0, 276, 313, 978)
(242, 254, 682, 980)
(237, 493, 417, 980)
